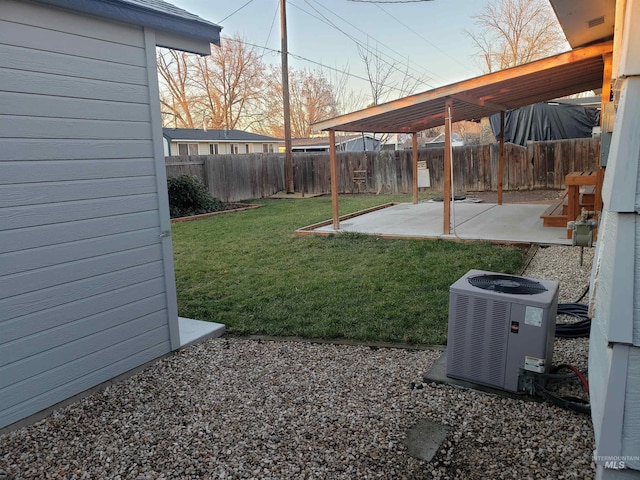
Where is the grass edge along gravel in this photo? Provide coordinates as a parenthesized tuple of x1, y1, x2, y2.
(171, 194, 526, 345)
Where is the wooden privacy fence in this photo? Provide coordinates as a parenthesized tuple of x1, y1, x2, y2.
(166, 154, 284, 202)
(166, 137, 600, 202)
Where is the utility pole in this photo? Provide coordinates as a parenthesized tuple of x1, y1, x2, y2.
(280, 0, 294, 193)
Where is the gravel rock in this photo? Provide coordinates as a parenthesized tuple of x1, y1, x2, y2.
(524, 245, 594, 368)
(0, 246, 595, 479)
(524, 245, 594, 304)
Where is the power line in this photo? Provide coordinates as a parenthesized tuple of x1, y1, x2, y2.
(224, 36, 414, 95)
(217, 0, 256, 24)
(305, 0, 446, 85)
(260, 1, 280, 59)
(291, 0, 433, 90)
(299, 0, 431, 87)
(375, 3, 470, 71)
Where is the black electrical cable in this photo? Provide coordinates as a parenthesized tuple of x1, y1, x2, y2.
(534, 383, 591, 414)
(534, 365, 591, 415)
(575, 285, 590, 303)
(555, 302, 591, 338)
(551, 364, 590, 393)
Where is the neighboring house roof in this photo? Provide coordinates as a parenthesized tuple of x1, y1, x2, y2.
(292, 134, 379, 148)
(427, 133, 464, 144)
(292, 137, 331, 148)
(35, 0, 221, 49)
(163, 128, 281, 143)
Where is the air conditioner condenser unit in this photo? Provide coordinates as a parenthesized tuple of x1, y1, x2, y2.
(446, 269, 559, 393)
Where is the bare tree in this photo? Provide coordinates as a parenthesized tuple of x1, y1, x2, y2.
(257, 66, 339, 138)
(453, 120, 482, 145)
(325, 63, 368, 115)
(466, 0, 568, 73)
(356, 44, 428, 148)
(157, 49, 198, 128)
(357, 43, 397, 106)
(357, 41, 429, 113)
(193, 35, 266, 131)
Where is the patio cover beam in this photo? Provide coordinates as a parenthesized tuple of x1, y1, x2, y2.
(312, 40, 612, 134)
(450, 92, 509, 112)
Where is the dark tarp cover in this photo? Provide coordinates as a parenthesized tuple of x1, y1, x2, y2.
(489, 103, 600, 146)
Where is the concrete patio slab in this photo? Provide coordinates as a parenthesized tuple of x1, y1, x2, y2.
(178, 317, 225, 349)
(303, 202, 571, 245)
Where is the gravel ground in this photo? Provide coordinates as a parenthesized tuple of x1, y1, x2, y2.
(0, 246, 596, 480)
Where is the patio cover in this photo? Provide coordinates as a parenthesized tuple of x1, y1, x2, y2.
(313, 41, 612, 134)
(311, 40, 613, 232)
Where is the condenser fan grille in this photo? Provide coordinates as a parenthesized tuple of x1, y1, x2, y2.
(468, 274, 548, 295)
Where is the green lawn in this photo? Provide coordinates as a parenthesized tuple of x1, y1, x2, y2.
(171, 194, 526, 345)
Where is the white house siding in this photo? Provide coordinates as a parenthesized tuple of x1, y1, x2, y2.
(169, 141, 274, 156)
(0, 0, 178, 428)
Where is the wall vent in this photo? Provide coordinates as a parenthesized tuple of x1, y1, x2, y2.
(587, 16, 605, 28)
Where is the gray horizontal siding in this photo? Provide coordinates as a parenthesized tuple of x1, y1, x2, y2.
(0, 335, 171, 428)
(1, 327, 169, 410)
(622, 348, 640, 469)
(3, 228, 160, 276)
(1, 261, 165, 320)
(0, 211, 160, 254)
(0, 44, 148, 85)
(2, 277, 167, 343)
(0, 92, 151, 122)
(1, 309, 168, 387)
(0, 0, 177, 429)
(1, 294, 166, 367)
(1, 0, 146, 47)
(0, 194, 160, 230)
(0, 159, 156, 184)
(0, 139, 154, 161)
(0, 245, 163, 299)
(0, 116, 152, 140)
(0, 19, 146, 65)
(0, 177, 157, 207)
(0, 67, 150, 103)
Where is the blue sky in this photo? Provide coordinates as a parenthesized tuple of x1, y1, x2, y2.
(170, 0, 496, 101)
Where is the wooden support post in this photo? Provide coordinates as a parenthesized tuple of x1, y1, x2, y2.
(596, 52, 613, 214)
(443, 99, 452, 235)
(329, 130, 339, 230)
(498, 110, 505, 205)
(412, 132, 418, 204)
(602, 52, 613, 111)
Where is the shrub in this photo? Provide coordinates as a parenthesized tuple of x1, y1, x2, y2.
(167, 175, 227, 218)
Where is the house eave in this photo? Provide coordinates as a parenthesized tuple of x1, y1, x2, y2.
(33, 0, 221, 54)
